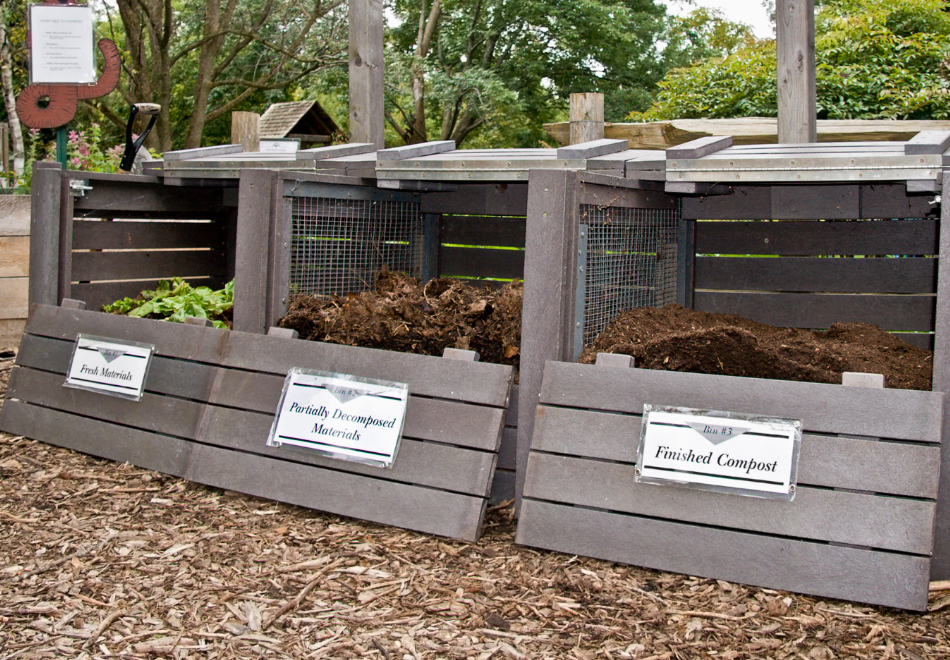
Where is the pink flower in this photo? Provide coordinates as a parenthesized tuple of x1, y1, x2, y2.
(71, 157, 81, 166)
(79, 145, 90, 156)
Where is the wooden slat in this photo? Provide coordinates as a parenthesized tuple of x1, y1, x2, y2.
(70, 278, 226, 312)
(439, 246, 525, 280)
(0, 277, 28, 319)
(695, 218, 938, 256)
(862, 184, 940, 219)
(695, 256, 937, 294)
(524, 452, 933, 554)
(694, 290, 934, 332)
(538, 362, 943, 442)
(557, 139, 627, 160)
(233, 170, 275, 334)
(71, 250, 226, 282)
(771, 185, 858, 219)
(0, 195, 31, 236)
(0, 236, 29, 277)
(905, 131, 950, 155)
(490, 469, 516, 505)
(667, 136, 732, 159)
(516, 499, 930, 611)
(29, 163, 62, 307)
(420, 184, 529, 216)
(72, 221, 222, 250)
(440, 215, 526, 249)
(498, 428, 517, 471)
(0, 401, 486, 541)
(531, 406, 940, 498)
(682, 186, 772, 220)
(72, 179, 223, 215)
(378, 141, 455, 161)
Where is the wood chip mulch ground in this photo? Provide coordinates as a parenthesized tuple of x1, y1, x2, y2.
(2, 348, 950, 659)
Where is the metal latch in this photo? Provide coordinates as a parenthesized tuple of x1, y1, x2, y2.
(69, 179, 93, 197)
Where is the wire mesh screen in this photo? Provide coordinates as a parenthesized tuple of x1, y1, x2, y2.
(289, 197, 423, 297)
(580, 204, 682, 347)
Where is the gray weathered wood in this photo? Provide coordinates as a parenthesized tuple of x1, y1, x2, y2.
(377, 141, 456, 161)
(268, 326, 298, 339)
(516, 499, 930, 611)
(297, 143, 376, 161)
(569, 93, 605, 145)
(681, 185, 771, 220)
(907, 179, 941, 194)
(695, 256, 936, 294)
(667, 136, 733, 160)
(231, 112, 260, 152)
(29, 163, 62, 307)
(490, 468, 516, 505)
(530, 405, 940, 498)
(348, 0, 384, 148)
(0, 195, 31, 236)
(862, 184, 940, 219)
(60, 299, 86, 310)
(267, 191, 291, 325)
(420, 184, 529, 216)
(694, 290, 934, 332)
(72, 220, 221, 250)
(594, 353, 634, 368)
(772, 185, 858, 219)
(71, 250, 226, 282)
(517, 169, 579, 509)
(233, 169, 276, 334)
(578, 182, 678, 211)
(695, 218, 937, 256)
(930, 170, 950, 579)
(524, 452, 934, 553)
(538, 362, 943, 442)
(557, 139, 627, 160)
(58, 175, 74, 304)
(776, 0, 817, 143)
(905, 131, 950, 155)
(162, 145, 243, 162)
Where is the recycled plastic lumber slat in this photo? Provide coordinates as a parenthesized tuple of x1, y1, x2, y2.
(72, 180, 224, 215)
(905, 131, 950, 155)
(377, 141, 455, 161)
(72, 221, 222, 250)
(0, 278, 28, 319)
(538, 362, 943, 442)
(523, 452, 933, 554)
(14, 333, 507, 451)
(770, 185, 859, 220)
(20, 306, 513, 405)
(71, 250, 226, 282)
(693, 291, 934, 332)
(440, 215, 527, 249)
(0, 401, 487, 541)
(69, 278, 227, 314)
(667, 135, 732, 159)
(557, 139, 628, 160)
(420, 184, 529, 216)
(162, 145, 243, 162)
(531, 406, 940, 499)
(694, 256, 937, 294)
(516, 499, 930, 611)
(296, 143, 375, 160)
(695, 218, 938, 256)
(498, 428, 517, 471)
(439, 246, 525, 280)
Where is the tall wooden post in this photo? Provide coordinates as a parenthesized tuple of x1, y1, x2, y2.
(777, 0, 816, 143)
(349, 0, 385, 149)
(569, 93, 605, 145)
(231, 112, 260, 152)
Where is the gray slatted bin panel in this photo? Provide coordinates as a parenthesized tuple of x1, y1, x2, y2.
(1, 305, 514, 541)
(516, 361, 943, 611)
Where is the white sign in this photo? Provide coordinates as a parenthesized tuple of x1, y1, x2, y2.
(268, 370, 408, 469)
(637, 405, 801, 500)
(65, 335, 154, 400)
(29, 5, 96, 84)
(259, 139, 300, 153)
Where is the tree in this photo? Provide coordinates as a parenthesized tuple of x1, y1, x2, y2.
(632, 0, 950, 121)
(385, 0, 670, 148)
(95, 0, 347, 151)
(0, 3, 26, 179)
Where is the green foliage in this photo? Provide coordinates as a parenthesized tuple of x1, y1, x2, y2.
(633, 0, 950, 121)
(103, 279, 234, 329)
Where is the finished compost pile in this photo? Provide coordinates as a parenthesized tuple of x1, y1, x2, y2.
(579, 304, 933, 391)
(277, 268, 523, 369)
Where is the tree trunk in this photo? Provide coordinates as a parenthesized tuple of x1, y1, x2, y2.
(408, 0, 441, 144)
(0, 20, 24, 177)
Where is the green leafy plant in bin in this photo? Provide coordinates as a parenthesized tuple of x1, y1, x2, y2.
(103, 279, 234, 329)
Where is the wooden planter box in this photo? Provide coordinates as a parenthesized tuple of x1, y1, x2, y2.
(517, 360, 944, 610)
(0, 304, 514, 541)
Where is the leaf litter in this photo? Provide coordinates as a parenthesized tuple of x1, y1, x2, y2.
(1, 347, 949, 658)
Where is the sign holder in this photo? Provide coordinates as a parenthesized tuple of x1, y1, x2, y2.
(64, 334, 155, 400)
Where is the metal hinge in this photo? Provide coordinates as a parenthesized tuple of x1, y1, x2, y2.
(69, 179, 93, 197)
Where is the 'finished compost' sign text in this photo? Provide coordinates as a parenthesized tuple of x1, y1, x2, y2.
(268, 369, 408, 469)
(636, 405, 801, 500)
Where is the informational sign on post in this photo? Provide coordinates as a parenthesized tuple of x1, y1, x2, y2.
(268, 369, 409, 469)
(65, 335, 154, 400)
(636, 405, 802, 500)
(29, 5, 96, 84)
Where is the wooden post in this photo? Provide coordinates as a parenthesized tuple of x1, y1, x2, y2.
(233, 169, 276, 334)
(777, 0, 816, 143)
(931, 172, 950, 579)
(1, 122, 8, 187)
(349, 0, 385, 149)
(29, 162, 63, 307)
(569, 93, 605, 145)
(231, 112, 260, 152)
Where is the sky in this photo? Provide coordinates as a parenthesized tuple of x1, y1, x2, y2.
(664, 0, 775, 39)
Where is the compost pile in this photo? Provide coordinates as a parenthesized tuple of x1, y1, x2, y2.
(277, 268, 523, 369)
(1, 354, 950, 658)
(580, 304, 933, 391)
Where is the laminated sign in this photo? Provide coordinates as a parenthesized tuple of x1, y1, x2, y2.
(637, 405, 802, 500)
(268, 369, 409, 469)
(65, 335, 154, 400)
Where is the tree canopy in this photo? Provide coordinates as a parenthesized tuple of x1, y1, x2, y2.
(632, 0, 950, 121)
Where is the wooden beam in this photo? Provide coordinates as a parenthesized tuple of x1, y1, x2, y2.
(777, 0, 816, 143)
(231, 112, 260, 152)
(349, 0, 385, 149)
(29, 163, 62, 307)
(930, 170, 950, 580)
(569, 93, 604, 145)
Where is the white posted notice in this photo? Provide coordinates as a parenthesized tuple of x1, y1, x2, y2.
(268, 370, 409, 469)
(29, 5, 96, 84)
(65, 335, 154, 400)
